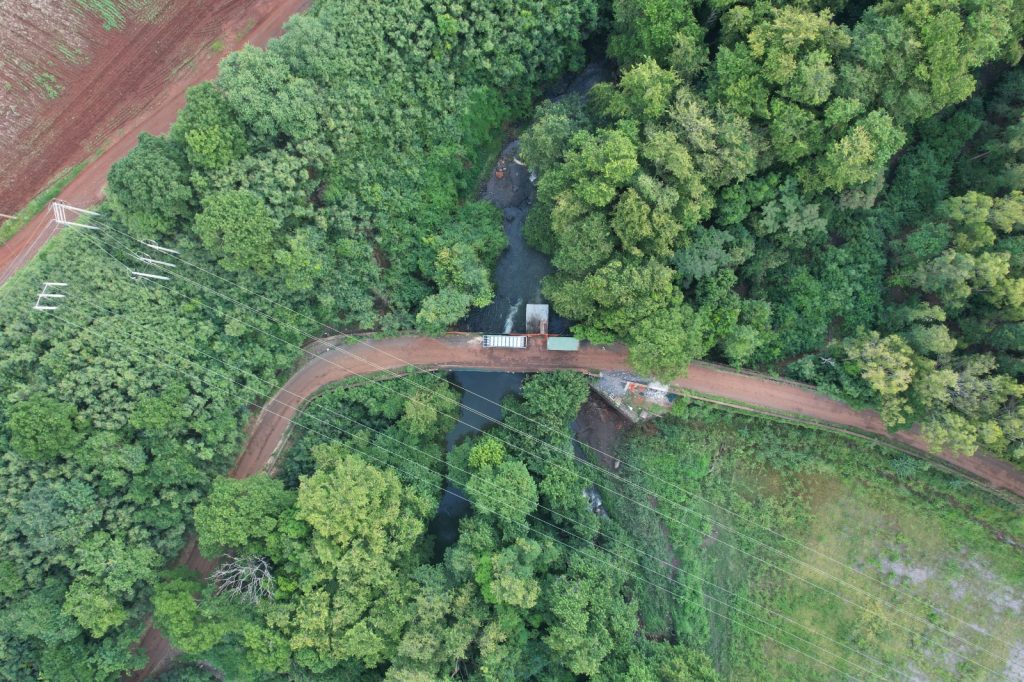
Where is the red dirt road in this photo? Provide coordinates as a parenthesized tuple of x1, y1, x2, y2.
(240, 335, 1024, 497)
(132, 334, 1024, 677)
(0, 0, 310, 286)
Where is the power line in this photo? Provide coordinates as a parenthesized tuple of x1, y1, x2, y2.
(70, 225, 1019, 678)
(77, 221, 1022, 666)
(45, 306, 903, 681)
(31, 281, 68, 311)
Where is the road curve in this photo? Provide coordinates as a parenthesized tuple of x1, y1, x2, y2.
(132, 333, 1024, 679)
(238, 335, 1024, 497)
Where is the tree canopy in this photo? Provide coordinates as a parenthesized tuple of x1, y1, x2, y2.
(523, 0, 1024, 460)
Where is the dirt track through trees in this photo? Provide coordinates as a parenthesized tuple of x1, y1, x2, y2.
(132, 333, 1024, 678)
(239, 335, 1024, 497)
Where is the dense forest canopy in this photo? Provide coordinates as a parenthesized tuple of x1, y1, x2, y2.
(1, 0, 1024, 679)
(153, 372, 718, 680)
(0, 1, 601, 677)
(522, 0, 1024, 460)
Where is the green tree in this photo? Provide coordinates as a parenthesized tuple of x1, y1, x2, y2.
(193, 189, 279, 274)
(105, 133, 193, 239)
(812, 110, 906, 192)
(193, 474, 295, 557)
(466, 460, 539, 538)
(7, 395, 80, 461)
(607, 0, 702, 67)
(289, 456, 426, 669)
(543, 554, 636, 677)
(170, 83, 248, 171)
(468, 436, 506, 469)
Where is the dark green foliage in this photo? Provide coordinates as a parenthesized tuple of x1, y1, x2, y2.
(154, 662, 219, 682)
(158, 372, 718, 679)
(193, 189, 278, 274)
(106, 133, 192, 239)
(0, 1, 603, 677)
(524, 0, 1024, 460)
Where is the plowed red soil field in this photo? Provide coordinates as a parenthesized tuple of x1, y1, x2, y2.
(0, 0, 309, 284)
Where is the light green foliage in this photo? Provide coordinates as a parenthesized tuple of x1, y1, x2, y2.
(616, 409, 1024, 678)
(193, 475, 296, 557)
(289, 456, 426, 668)
(170, 83, 247, 172)
(7, 395, 81, 461)
(468, 436, 506, 469)
(193, 189, 279, 274)
(812, 110, 906, 191)
(845, 0, 1018, 124)
(466, 460, 539, 537)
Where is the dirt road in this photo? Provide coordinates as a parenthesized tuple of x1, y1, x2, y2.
(0, 0, 310, 286)
(131, 333, 1024, 677)
(238, 335, 1024, 496)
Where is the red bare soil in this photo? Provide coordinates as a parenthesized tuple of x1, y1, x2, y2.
(238, 336, 1024, 498)
(0, 0, 310, 285)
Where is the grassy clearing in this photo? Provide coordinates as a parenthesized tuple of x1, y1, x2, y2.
(736, 474, 1024, 680)
(33, 72, 62, 99)
(611, 402, 1024, 680)
(73, 0, 167, 30)
(0, 162, 87, 246)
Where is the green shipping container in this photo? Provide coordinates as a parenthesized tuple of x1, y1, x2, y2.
(546, 336, 580, 351)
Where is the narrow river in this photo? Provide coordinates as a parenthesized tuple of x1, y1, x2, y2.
(428, 370, 526, 556)
(431, 61, 613, 553)
(459, 59, 612, 336)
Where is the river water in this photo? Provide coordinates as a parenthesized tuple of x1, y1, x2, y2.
(432, 62, 613, 554)
(459, 59, 613, 336)
(456, 137, 573, 335)
(429, 370, 525, 556)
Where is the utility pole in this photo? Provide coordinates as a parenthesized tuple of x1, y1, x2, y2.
(51, 201, 102, 230)
(32, 282, 68, 311)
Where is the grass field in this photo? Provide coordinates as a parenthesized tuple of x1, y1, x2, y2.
(0, 161, 87, 245)
(607, 401, 1024, 680)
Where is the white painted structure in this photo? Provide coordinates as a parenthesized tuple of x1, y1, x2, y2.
(482, 334, 528, 349)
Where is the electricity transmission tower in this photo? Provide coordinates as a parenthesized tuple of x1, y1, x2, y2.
(49, 201, 180, 282)
(130, 242, 179, 281)
(26, 202, 185, 310)
(52, 201, 101, 230)
(32, 282, 68, 311)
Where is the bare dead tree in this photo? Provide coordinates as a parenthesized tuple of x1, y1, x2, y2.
(211, 555, 274, 604)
